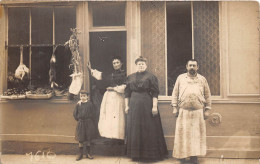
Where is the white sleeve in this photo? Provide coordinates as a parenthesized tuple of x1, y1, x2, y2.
(91, 69, 102, 80)
(114, 84, 126, 93)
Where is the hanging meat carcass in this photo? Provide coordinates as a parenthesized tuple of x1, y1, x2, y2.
(49, 46, 59, 89)
(15, 46, 29, 80)
(65, 28, 83, 95)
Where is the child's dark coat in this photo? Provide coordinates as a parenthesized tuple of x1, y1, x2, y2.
(73, 101, 96, 142)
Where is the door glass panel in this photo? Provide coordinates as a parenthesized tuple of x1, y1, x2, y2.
(90, 2, 125, 27)
(90, 31, 126, 93)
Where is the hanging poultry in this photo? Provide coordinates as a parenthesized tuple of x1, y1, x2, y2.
(15, 46, 29, 80)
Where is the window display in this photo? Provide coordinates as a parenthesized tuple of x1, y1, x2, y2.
(1, 6, 76, 100)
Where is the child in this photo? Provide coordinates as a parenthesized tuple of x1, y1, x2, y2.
(73, 90, 96, 161)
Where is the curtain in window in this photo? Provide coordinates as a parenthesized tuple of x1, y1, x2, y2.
(193, 2, 220, 96)
(141, 2, 166, 95)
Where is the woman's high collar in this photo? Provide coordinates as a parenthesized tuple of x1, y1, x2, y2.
(137, 70, 147, 74)
(114, 69, 124, 73)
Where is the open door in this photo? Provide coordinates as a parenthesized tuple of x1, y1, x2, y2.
(89, 31, 126, 131)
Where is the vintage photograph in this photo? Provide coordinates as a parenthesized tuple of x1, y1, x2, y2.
(0, 0, 259, 163)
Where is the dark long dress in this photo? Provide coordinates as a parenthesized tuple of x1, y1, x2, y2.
(125, 71, 168, 160)
(73, 101, 96, 142)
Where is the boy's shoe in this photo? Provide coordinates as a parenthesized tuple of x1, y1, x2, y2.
(76, 154, 83, 161)
(76, 147, 83, 161)
(86, 153, 94, 159)
(86, 146, 94, 159)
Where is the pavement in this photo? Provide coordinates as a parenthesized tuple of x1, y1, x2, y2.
(0, 155, 259, 164)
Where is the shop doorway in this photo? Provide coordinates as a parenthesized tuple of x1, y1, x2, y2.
(89, 31, 126, 94)
(89, 31, 126, 133)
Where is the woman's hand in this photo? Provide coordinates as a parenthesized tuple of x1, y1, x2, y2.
(106, 87, 114, 91)
(152, 106, 158, 116)
(87, 62, 92, 70)
(152, 98, 158, 116)
(125, 106, 130, 114)
(125, 98, 129, 114)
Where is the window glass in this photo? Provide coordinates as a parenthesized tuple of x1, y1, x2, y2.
(31, 47, 53, 87)
(7, 7, 76, 97)
(54, 46, 72, 89)
(167, 2, 192, 95)
(31, 7, 53, 44)
(8, 8, 29, 45)
(166, 2, 220, 96)
(193, 2, 220, 95)
(91, 2, 125, 27)
(141, 2, 166, 95)
(7, 47, 30, 89)
(55, 7, 76, 44)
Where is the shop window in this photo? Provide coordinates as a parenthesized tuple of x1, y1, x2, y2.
(141, 2, 166, 95)
(90, 2, 126, 27)
(193, 2, 220, 96)
(55, 7, 76, 44)
(166, 2, 220, 96)
(8, 8, 30, 45)
(7, 47, 30, 89)
(166, 2, 192, 96)
(31, 47, 53, 86)
(31, 7, 53, 44)
(7, 6, 76, 97)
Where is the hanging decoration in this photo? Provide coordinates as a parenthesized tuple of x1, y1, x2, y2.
(15, 46, 29, 80)
(65, 28, 83, 95)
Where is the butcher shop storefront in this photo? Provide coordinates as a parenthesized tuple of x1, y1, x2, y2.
(0, 1, 259, 158)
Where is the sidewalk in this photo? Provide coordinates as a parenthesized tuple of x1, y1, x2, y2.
(0, 155, 258, 164)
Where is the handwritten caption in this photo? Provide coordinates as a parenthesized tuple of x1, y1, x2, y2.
(26, 150, 56, 162)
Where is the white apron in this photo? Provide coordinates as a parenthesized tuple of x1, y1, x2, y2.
(98, 91, 125, 139)
(172, 108, 206, 158)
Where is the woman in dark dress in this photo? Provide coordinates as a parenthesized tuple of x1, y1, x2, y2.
(124, 56, 168, 161)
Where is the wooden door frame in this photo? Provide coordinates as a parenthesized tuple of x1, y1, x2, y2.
(77, 1, 141, 92)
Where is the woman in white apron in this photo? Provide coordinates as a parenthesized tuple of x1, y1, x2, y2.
(88, 56, 126, 140)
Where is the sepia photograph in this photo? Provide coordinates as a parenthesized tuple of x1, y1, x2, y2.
(0, 0, 259, 163)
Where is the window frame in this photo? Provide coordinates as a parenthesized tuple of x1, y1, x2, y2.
(2, 3, 77, 100)
(84, 1, 128, 92)
(161, 1, 222, 101)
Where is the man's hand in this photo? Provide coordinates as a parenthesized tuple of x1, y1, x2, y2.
(152, 106, 158, 117)
(172, 107, 179, 117)
(172, 107, 178, 114)
(204, 109, 210, 120)
(125, 106, 130, 114)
